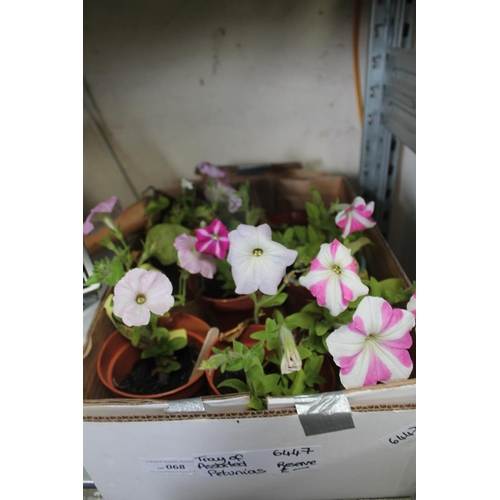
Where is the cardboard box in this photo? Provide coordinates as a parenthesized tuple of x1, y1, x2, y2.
(83, 168, 416, 500)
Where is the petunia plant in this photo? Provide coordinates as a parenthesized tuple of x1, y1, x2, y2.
(84, 196, 156, 287)
(199, 193, 416, 400)
(199, 311, 328, 411)
(103, 267, 190, 377)
(141, 162, 262, 269)
(272, 188, 375, 276)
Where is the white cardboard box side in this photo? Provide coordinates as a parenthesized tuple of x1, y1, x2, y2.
(83, 409, 416, 500)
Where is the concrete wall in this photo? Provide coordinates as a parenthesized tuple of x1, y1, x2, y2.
(83, 0, 415, 280)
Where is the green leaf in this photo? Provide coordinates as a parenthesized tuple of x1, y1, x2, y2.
(167, 361, 182, 372)
(369, 277, 411, 304)
(303, 353, 324, 382)
(261, 373, 281, 394)
(265, 317, 277, 331)
(266, 353, 280, 365)
(217, 378, 249, 393)
(315, 319, 332, 337)
(285, 311, 315, 330)
(344, 236, 373, 256)
(153, 327, 170, 339)
(307, 224, 321, 243)
(145, 194, 170, 216)
(249, 329, 274, 341)
(169, 337, 188, 351)
(105, 257, 126, 286)
(131, 328, 142, 347)
(145, 223, 191, 265)
(294, 226, 307, 242)
(246, 208, 262, 226)
(305, 202, 320, 225)
(200, 353, 230, 371)
(296, 345, 312, 360)
(289, 370, 306, 395)
(141, 346, 165, 359)
(87, 257, 126, 287)
(258, 292, 288, 309)
(248, 395, 265, 411)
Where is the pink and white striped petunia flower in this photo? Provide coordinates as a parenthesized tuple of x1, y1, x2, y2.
(113, 268, 175, 327)
(299, 239, 369, 317)
(407, 292, 416, 317)
(227, 224, 298, 295)
(335, 196, 376, 238)
(195, 219, 230, 259)
(83, 195, 123, 235)
(173, 233, 217, 279)
(326, 296, 415, 389)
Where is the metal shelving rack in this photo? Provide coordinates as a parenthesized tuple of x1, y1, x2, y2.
(358, 0, 416, 237)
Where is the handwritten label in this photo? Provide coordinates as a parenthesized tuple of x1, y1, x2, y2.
(193, 446, 322, 478)
(379, 423, 416, 448)
(140, 458, 195, 474)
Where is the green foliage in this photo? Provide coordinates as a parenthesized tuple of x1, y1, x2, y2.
(145, 194, 171, 218)
(272, 187, 376, 274)
(145, 223, 190, 266)
(200, 313, 330, 410)
(85, 256, 125, 287)
(107, 306, 189, 376)
(366, 277, 415, 305)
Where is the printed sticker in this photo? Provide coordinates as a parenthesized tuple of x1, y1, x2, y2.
(139, 458, 195, 474)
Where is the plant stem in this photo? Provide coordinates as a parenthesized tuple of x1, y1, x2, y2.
(253, 291, 261, 324)
(177, 269, 189, 307)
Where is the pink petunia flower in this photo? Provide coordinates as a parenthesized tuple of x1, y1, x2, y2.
(203, 179, 243, 214)
(227, 191, 243, 213)
(83, 195, 123, 235)
(335, 196, 376, 238)
(326, 296, 415, 389)
(113, 268, 175, 327)
(196, 162, 227, 178)
(227, 224, 297, 295)
(173, 233, 217, 279)
(195, 219, 230, 259)
(407, 292, 416, 317)
(299, 239, 369, 317)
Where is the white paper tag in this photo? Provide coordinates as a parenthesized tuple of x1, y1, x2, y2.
(139, 458, 195, 474)
(379, 422, 416, 448)
(193, 446, 323, 478)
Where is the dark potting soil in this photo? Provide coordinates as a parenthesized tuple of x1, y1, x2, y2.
(115, 344, 199, 396)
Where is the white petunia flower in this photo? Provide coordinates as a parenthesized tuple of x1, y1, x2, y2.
(113, 268, 174, 327)
(227, 224, 297, 295)
(181, 178, 193, 190)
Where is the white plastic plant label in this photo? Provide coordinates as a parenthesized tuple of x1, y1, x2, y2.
(193, 446, 323, 478)
(378, 422, 416, 448)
